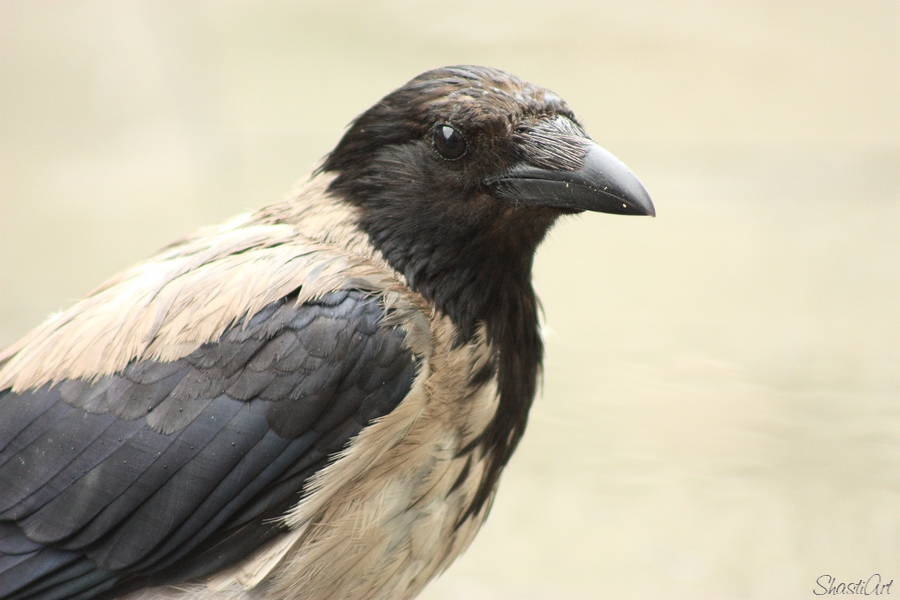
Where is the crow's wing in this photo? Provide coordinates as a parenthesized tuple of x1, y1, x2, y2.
(0, 289, 418, 600)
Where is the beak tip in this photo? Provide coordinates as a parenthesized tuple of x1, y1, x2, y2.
(637, 191, 656, 218)
(615, 181, 655, 217)
(583, 143, 656, 218)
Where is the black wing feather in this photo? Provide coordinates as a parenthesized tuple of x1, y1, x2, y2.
(0, 290, 418, 599)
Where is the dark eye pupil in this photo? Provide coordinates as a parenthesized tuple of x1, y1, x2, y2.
(434, 124, 466, 159)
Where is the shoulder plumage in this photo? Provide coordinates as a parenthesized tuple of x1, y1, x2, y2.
(0, 173, 429, 393)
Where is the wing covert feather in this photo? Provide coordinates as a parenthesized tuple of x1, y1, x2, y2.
(0, 289, 420, 599)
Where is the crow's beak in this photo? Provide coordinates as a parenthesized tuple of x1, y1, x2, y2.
(487, 141, 655, 217)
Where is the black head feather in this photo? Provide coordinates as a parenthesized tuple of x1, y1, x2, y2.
(321, 65, 583, 337)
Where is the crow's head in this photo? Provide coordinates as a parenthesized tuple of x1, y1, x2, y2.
(322, 67, 654, 507)
(321, 65, 654, 335)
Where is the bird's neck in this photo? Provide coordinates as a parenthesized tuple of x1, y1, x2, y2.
(354, 198, 555, 337)
(339, 188, 558, 517)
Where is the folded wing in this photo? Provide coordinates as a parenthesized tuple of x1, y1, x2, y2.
(0, 289, 419, 600)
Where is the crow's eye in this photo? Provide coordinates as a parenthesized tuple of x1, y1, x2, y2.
(433, 124, 467, 160)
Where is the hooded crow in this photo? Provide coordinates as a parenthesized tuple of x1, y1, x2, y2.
(0, 65, 654, 600)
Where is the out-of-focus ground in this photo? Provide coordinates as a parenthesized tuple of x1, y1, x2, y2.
(1, 2, 898, 598)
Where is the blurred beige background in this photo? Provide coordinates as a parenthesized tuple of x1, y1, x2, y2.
(1, 2, 899, 598)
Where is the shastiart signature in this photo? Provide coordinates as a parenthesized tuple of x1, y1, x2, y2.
(815, 574, 893, 595)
